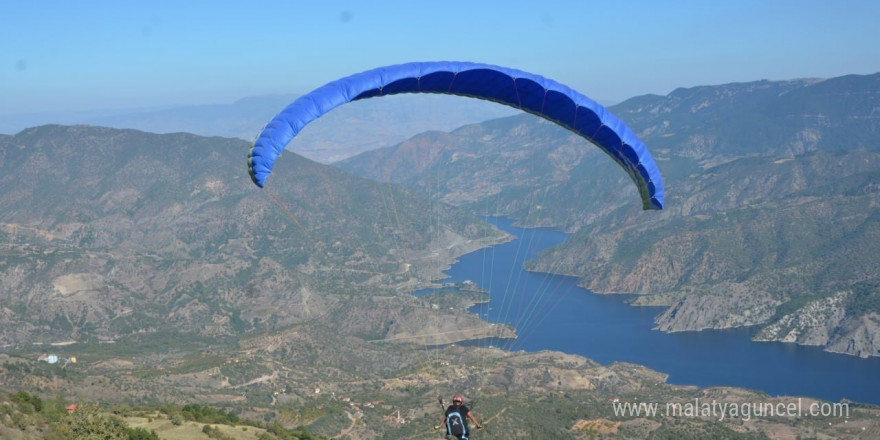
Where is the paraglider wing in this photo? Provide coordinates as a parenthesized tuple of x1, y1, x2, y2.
(248, 61, 664, 210)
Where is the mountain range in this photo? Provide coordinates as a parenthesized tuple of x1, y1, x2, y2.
(2, 74, 878, 357)
(0, 125, 510, 346)
(0, 94, 516, 163)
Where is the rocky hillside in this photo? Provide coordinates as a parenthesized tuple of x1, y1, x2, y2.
(338, 73, 880, 357)
(0, 125, 508, 345)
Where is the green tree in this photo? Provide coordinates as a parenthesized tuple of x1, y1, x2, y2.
(43, 394, 70, 422)
(125, 426, 160, 440)
(54, 404, 127, 440)
(12, 390, 42, 414)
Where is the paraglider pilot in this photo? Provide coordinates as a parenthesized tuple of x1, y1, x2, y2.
(435, 394, 482, 439)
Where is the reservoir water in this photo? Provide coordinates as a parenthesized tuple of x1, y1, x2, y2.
(425, 217, 880, 405)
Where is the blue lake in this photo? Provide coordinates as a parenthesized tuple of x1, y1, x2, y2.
(423, 217, 880, 405)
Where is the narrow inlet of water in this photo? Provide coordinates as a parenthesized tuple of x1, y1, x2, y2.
(421, 217, 880, 405)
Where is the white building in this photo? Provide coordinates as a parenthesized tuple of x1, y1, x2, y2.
(38, 354, 59, 364)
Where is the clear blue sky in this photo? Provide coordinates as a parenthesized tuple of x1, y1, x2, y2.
(3, 0, 879, 114)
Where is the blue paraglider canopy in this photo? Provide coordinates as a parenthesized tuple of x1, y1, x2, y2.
(249, 61, 663, 210)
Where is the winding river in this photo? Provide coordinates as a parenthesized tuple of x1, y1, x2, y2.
(431, 217, 880, 405)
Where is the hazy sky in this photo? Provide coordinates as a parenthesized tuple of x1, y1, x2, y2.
(3, 0, 879, 114)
